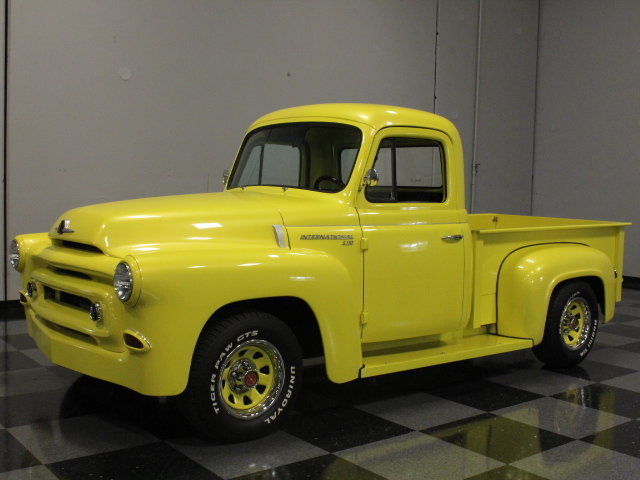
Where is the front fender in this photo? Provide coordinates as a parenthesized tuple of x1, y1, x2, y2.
(128, 246, 362, 394)
(497, 243, 614, 344)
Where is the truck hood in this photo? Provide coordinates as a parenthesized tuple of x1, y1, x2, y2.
(48, 191, 285, 257)
(48, 188, 357, 257)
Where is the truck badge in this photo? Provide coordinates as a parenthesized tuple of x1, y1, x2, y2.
(300, 234, 353, 240)
(57, 219, 75, 234)
(300, 234, 354, 246)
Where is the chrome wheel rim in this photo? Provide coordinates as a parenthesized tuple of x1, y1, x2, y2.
(217, 339, 285, 420)
(559, 296, 592, 351)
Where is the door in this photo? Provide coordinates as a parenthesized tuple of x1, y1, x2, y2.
(357, 127, 467, 343)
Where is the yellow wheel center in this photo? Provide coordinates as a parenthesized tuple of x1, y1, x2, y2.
(219, 342, 281, 414)
(560, 297, 591, 350)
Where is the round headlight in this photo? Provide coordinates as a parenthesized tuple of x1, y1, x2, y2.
(114, 261, 134, 302)
(9, 239, 21, 271)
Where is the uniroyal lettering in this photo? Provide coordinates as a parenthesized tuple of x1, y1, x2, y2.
(581, 318, 599, 357)
(264, 365, 298, 424)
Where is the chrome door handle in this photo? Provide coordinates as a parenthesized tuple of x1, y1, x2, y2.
(442, 234, 463, 241)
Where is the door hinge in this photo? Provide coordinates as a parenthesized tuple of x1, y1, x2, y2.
(360, 311, 369, 326)
(360, 237, 369, 251)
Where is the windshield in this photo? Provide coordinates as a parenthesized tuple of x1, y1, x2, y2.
(228, 122, 363, 192)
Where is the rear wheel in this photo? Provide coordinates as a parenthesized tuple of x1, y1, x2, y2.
(533, 281, 599, 367)
(180, 310, 302, 442)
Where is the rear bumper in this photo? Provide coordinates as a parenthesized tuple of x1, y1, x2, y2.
(26, 306, 179, 396)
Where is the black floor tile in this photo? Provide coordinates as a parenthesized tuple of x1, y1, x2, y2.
(0, 385, 99, 428)
(305, 359, 508, 408)
(0, 305, 26, 322)
(48, 442, 222, 480)
(547, 360, 638, 382)
(60, 375, 191, 439)
(554, 383, 640, 419)
(600, 324, 640, 338)
(283, 406, 411, 452)
(0, 430, 40, 473)
(2, 333, 36, 350)
(582, 420, 640, 458)
(430, 380, 543, 411)
(0, 351, 41, 372)
(617, 341, 640, 354)
(230, 454, 386, 480)
(424, 413, 572, 463)
(47, 365, 84, 384)
(464, 465, 549, 480)
(470, 350, 539, 377)
(293, 389, 342, 413)
(304, 364, 471, 407)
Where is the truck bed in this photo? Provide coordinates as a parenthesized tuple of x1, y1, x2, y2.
(469, 213, 629, 234)
(467, 213, 630, 328)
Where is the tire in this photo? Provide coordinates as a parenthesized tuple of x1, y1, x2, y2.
(533, 280, 599, 367)
(180, 309, 302, 442)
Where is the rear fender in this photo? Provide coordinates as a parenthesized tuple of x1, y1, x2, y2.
(497, 244, 614, 344)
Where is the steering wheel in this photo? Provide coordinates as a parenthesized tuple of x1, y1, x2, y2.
(313, 175, 344, 190)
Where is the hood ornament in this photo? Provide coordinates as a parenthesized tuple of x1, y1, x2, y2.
(57, 219, 75, 234)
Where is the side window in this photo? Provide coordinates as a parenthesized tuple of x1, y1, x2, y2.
(365, 137, 445, 203)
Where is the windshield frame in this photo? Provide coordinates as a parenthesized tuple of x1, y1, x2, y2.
(226, 121, 364, 194)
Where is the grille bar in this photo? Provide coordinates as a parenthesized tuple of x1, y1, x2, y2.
(47, 266, 92, 280)
(43, 285, 93, 312)
(56, 240, 103, 254)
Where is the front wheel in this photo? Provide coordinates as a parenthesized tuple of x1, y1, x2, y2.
(180, 310, 302, 442)
(533, 280, 599, 367)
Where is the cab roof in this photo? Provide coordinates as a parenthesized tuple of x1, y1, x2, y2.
(249, 103, 457, 133)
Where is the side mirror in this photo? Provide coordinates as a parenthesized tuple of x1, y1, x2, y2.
(221, 169, 230, 187)
(362, 168, 379, 189)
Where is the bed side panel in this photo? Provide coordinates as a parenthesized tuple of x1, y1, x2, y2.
(470, 223, 621, 329)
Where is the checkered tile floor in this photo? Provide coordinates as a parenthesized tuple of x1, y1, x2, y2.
(2, 290, 640, 479)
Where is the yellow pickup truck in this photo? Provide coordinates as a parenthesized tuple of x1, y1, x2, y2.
(11, 104, 630, 441)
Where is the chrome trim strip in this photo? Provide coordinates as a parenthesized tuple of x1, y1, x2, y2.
(285, 225, 361, 228)
(361, 222, 464, 227)
(273, 224, 288, 248)
(285, 222, 464, 228)
(123, 329, 152, 352)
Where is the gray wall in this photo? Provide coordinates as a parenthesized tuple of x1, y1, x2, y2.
(5, 0, 440, 298)
(533, 0, 640, 276)
(0, 2, 4, 300)
(472, 0, 539, 214)
(434, 0, 480, 208)
(2, 0, 555, 299)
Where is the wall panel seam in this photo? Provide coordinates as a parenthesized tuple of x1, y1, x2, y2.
(529, 0, 542, 215)
(433, 0, 439, 113)
(470, 0, 483, 213)
(2, 0, 8, 300)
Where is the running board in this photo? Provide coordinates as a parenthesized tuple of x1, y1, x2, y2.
(361, 334, 533, 378)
